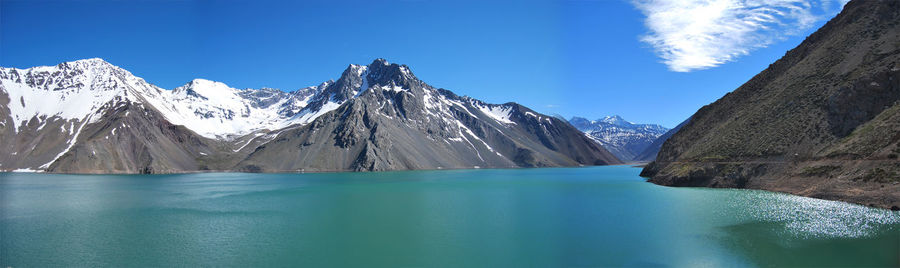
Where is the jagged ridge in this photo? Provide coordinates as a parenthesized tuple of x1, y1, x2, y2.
(0, 58, 621, 173)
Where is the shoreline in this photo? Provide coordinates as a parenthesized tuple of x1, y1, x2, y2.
(642, 160, 900, 211)
(0, 163, 630, 176)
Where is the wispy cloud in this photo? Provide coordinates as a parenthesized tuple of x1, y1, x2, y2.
(633, 0, 847, 72)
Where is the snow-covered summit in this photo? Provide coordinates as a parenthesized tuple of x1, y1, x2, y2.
(599, 115, 630, 126)
(0, 58, 167, 131)
(142, 78, 295, 139)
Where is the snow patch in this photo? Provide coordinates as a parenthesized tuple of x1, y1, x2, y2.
(353, 68, 370, 97)
(40, 116, 91, 169)
(293, 100, 341, 125)
(476, 104, 515, 125)
(383, 85, 405, 93)
(233, 132, 266, 152)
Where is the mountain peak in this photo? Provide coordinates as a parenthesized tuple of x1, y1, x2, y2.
(339, 64, 368, 81)
(70, 57, 108, 64)
(326, 59, 418, 102)
(370, 58, 390, 66)
(171, 78, 238, 100)
(600, 115, 630, 126)
(570, 116, 589, 121)
(365, 58, 410, 74)
(365, 58, 417, 85)
(569, 116, 592, 128)
(188, 78, 223, 86)
(55, 57, 118, 72)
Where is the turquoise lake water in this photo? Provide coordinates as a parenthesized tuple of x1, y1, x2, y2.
(1, 166, 898, 267)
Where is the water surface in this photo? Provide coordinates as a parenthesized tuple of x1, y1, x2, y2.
(1, 166, 898, 267)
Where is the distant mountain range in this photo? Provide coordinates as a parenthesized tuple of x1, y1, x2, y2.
(642, 0, 900, 210)
(569, 116, 669, 162)
(0, 58, 620, 173)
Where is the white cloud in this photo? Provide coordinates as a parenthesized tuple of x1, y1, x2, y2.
(633, 0, 847, 72)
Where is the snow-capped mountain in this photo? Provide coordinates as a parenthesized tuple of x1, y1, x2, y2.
(0, 58, 329, 140)
(569, 115, 669, 162)
(0, 58, 620, 173)
(2, 58, 155, 130)
(236, 59, 621, 172)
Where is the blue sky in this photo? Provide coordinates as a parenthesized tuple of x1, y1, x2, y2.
(1, 0, 845, 128)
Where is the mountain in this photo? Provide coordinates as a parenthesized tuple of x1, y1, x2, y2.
(641, 0, 900, 210)
(569, 115, 669, 162)
(0, 58, 620, 173)
(632, 118, 690, 162)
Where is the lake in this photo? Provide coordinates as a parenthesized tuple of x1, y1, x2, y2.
(1, 166, 898, 267)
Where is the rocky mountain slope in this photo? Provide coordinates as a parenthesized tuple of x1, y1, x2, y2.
(0, 58, 620, 173)
(641, 0, 900, 210)
(569, 116, 668, 162)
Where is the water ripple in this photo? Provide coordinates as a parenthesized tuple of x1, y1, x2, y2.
(733, 190, 900, 239)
